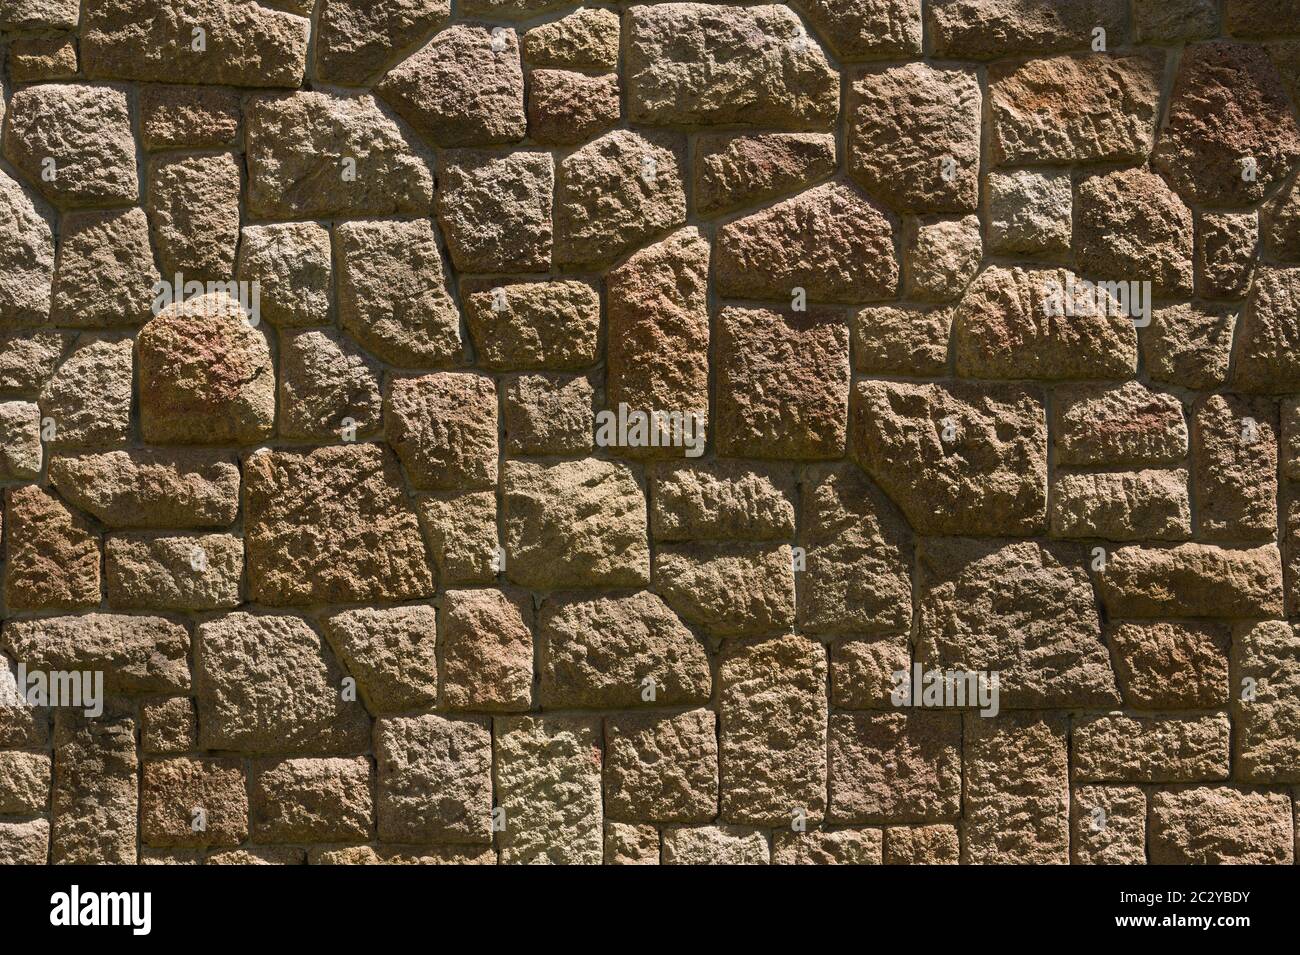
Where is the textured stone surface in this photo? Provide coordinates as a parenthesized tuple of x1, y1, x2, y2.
(252, 757, 372, 844)
(378, 25, 525, 147)
(627, 4, 837, 129)
(539, 592, 711, 709)
(376, 714, 492, 844)
(1049, 470, 1191, 542)
(830, 713, 961, 823)
(1074, 714, 1231, 783)
(905, 216, 982, 303)
(236, 222, 333, 328)
(1076, 167, 1194, 297)
(244, 444, 433, 605)
(1155, 41, 1300, 207)
(852, 380, 1047, 536)
(1096, 543, 1285, 618)
(987, 169, 1071, 256)
(953, 266, 1138, 381)
(1231, 621, 1300, 784)
(386, 373, 497, 491)
(321, 605, 438, 713)
(52, 208, 158, 327)
(441, 588, 533, 712)
(1110, 622, 1228, 710)
(1142, 303, 1237, 390)
(695, 133, 835, 218)
(52, 707, 137, 863)
(138, 292, 275, 445)
(527, 70, 620, 147)
(82, 0, 308, 86)
(4, 486, 100, 611)
(990, 53, 1162, 165)
(147, 152, 242, 283)
(719, 635, 827, 826)
(495, 716, 603, 864)
(554, 129, 685, 268)
(106, 532, 242, 611)
(335, 218, 462, 368)
(605, 709, 717, 823)
(437, 150, 552, 273)
(848, 63, 981, 213)
(917, 538, 1120, 708)
(10, 0, 1299, 868)
(504, 458, 649, 590)
(315, 0, 450, 86)
(715, 183, 898, 304)
(246, 92, 433, 219)
(716, 307, 849, 459)
(964, 713, 1069, 864)
(3, 83, 137, 207)
(1232, 267, 1300, 393)
(656, 543, 795, 637)
(141, 757, 248, 848)
(49, 450, 240, 529)
(928, 0, 1126, 58)
(1151, 788, 1293, 864)
(196, 612, 371, 754)
(464, 279, 599, 372)
(1072, 786, 1147, 865)
(1053, 382, 1188, 468)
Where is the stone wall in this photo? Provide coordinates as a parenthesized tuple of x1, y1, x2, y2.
(0, 0, 1299, 865)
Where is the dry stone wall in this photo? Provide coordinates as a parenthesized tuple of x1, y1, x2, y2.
(0, 0, 1299, 865)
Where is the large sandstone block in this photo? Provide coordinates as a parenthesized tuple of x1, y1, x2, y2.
(852, 379, 1047, 536)
(719, 635, 827, 826)
(2, 83, 137, 207)
(0, 171, 54, 327)
(1110, 622, 1229, 709)
(436, 150, 553, 273)
(714, 183, 898, 304)
(1071, 786, 1147, 865)
(928, 0, 1127, 58)
(1049, 470, 1191, 542)
(463, 279, 600, 371)
(0, 751, 50, 814)
(539, 592, 711, 709)
(504, 458, 650, 590)
(51, 208, 157, 327)
(246, 92, 433, 219)
(52, 706, 137, 864)
(138, 292, 275, 445)
(335, 218, 462, 368)
(715, 307, 850, 459)
(244, 444, 433, 605)
(1155, 41, 1300, 207)
(1053, 382, 1188, 467)
(106, 532, 242, 611)
(195, 612, 371, 754)
(1231, 621, 1300, 784)
(1193, 394, 1277, 540)
(378, 25, 526, 147)
(1073, 714, 1231, 783)
(252, 757, 373, 844)
(384, 373, 497, 492)
(797, 464, 912, 635)
(848, 63, 981, 213)
(440, 588, 533, 712)
(1151, 787, 1293, 864)
(141, 757, 248, 848)
(917, 538, 1119, 708)
(39, 335, 133, 450)
(964, 713, 1069, 864)
(773, 827, 884, 865)
(953, 267, 1138, 380)
(4, 614, 190, 694)
(829, 713, 961, 824)
(49, 449, 240, 529)
(554, 129, 685, 268)
(4, 485, 101, 612)
(656, 543, 795, 637)
(82, 0, 309, 86)
(990, 53, 1162, 165)
(662, 825, 769, 864)
(315, 0, 450, 86)
(1232, 267, 1300, 393)
(320, 605, 438, 713)
(649, 461, 795, 543)
(1095, 543, 1284, 618)
(495, 715, 603, 864)
(626, 4, 837, 129)
(694, 133, 835, 218)
(376, 714, 492, 844)
(605, 709, 718, 823)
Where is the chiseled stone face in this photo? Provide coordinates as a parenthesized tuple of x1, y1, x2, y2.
(9, 0, 1300, 868)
